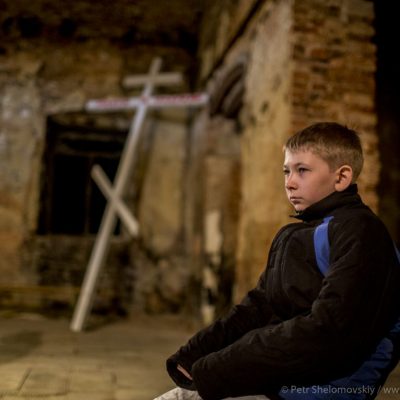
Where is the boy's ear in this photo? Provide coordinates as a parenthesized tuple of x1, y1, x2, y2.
(334, 165, 353, 192)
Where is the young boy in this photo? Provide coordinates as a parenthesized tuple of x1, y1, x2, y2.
(154, 122, 400, 400)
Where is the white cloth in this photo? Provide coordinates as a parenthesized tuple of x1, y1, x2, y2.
(153, 387, 269, 400)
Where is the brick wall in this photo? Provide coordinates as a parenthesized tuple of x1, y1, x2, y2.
(291, 0, 377, 208)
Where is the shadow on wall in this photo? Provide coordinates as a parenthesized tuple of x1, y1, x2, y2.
(374, 0, 400, 245)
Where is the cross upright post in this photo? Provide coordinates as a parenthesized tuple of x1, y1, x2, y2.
(70, 58, 186, 332)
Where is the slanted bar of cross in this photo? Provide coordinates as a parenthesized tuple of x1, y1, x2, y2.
(91, 165, 139, 237)
(70, 58, 173, 332)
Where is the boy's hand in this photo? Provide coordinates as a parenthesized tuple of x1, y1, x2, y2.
(177, 364, 193, 380)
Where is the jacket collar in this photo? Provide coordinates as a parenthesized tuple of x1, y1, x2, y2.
(292, 184, 362, 222)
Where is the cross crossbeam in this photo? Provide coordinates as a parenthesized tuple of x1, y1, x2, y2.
(86, 93, 208, 112)
(122, 72, 183, 88)
(70, 58, 208, 332)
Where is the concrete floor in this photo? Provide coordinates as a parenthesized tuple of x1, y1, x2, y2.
(0, 312, 196, 400)
(0, 313, 399, 400)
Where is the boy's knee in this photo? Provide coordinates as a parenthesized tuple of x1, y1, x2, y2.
(153, 387, 202, 400)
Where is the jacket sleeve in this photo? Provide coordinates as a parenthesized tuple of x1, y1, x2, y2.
(190, 217, 400, 400)
(166, 273, 281, 390)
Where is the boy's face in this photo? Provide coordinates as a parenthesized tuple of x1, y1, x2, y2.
(283, 149, 339, 211)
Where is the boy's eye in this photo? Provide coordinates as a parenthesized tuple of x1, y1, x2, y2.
(283, 169, 289, 175)
(298, 167, 308, 174)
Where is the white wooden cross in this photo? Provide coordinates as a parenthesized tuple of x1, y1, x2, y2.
(70, 57, 208, 332)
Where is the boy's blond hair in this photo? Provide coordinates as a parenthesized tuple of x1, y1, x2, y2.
(285, 122, 364, 181)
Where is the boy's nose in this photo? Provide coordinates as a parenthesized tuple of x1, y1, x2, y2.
(285, 174, 298, 190)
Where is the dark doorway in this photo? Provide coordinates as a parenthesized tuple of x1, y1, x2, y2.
(38, 114, 128, 235)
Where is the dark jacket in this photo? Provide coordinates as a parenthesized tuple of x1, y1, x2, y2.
(166, 185, 400, 400)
